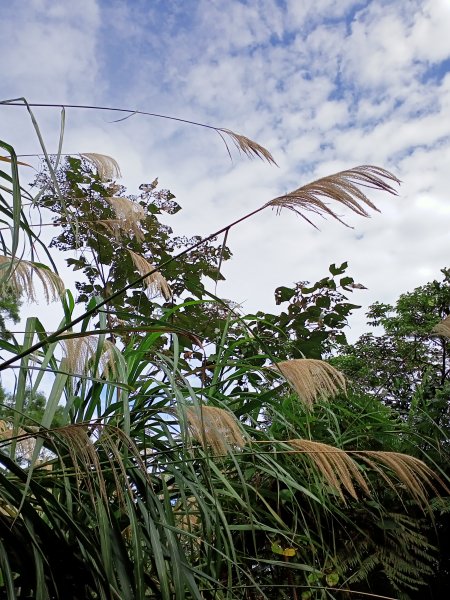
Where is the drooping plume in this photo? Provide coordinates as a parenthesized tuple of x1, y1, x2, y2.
(106, 197, 146, 241)
(81, 153, 122, 181)
(273, 359, 346, 408)
(128, 250, 172, 300)
(0, 256, 65, 303)
(60, 335, 116, 377)
(184, 405, 246, 455)
(265, 165, 400, 227)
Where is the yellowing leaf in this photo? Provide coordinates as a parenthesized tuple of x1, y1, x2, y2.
(0, 156, 31, 167)
(271, 542, 296, 556)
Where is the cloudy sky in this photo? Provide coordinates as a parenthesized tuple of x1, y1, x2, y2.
(1, 0, 450, 344)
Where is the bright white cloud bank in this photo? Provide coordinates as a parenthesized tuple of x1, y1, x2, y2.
(1, 0, 450, 346)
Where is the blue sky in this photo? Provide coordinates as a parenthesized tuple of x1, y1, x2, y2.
(1, 0, 450, 351)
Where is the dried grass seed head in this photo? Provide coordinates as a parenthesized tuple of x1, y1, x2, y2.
(432, 315, 450, 338)
(106, 197, 146, 241)
(355, 451, 444, 510)
(81, 153, 122, 181)
(128, 250, 172, 300)
(0, 255, 65, 303)
(185, 406, 246, 455)
(0, 420, 36, 462)
(61, 335, 116, 376)
(274, 359, 346, 408)
(265, 165, 400, 227)
(287, 438, 370, 502)
(219, 128, 277, 165)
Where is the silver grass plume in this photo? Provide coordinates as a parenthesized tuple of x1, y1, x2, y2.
(274, 359, 346, 408)
(185, 405, 246, 455)
(128, 250, 172, 300)
(61, 336, 116, 376)
(0, 420, 36, 462)
(265, 165, 400, 227)
(0, 256, 65, 303)
(106, 197, 146, 241)
(354, 451, 443, 510)
(286, 440, 445, 508)
(432, 315, 450, 337)
(219, 128, 277, 165)
(287, 438, 370, 502)
(81, 153, 122, 181)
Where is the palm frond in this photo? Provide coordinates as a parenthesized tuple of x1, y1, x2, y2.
(184, 405, 246, 455)
(265, 165, 400, 227)
(273, 358, 346, 408)
(0, 255, 64, 303)
(128, 250, 172, 300)
(81, 152, 121, 181)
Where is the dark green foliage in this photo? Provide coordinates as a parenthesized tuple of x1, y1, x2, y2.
(245, 262, 361, 360)
(35, 157, 232, 324)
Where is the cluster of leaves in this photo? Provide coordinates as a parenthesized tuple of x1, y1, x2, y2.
(35, 156, 232, 339)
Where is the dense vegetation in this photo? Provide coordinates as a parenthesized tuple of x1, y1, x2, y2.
(0, 105, 449, 599)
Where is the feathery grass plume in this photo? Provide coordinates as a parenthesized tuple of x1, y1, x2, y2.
(174, 495, 200, 532)
(0, 420, 36, 462)
(95, 218, 128, 242)
(128, 249, 172, 300)
(61, 335, 116, 376)
(355, 451, 443, 510)
(287, 438, 370, 502)
(274, 359, 346, 409)
(49, 424, 152, 510)
(0, 255, 65, 303)
(50, 424, 107, 506)
(218, 128, 277, 165)
(185, 405, 246, 455)
(81, 153, 121, 181)
(106, 196, 146, 241)
(432, 315, 450, 337)
(264, 165, 400, 227)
